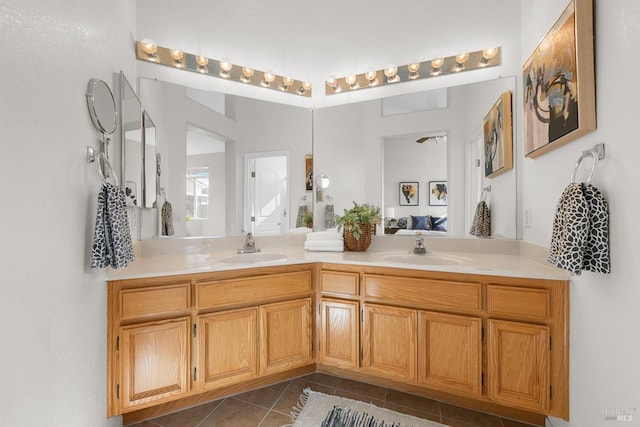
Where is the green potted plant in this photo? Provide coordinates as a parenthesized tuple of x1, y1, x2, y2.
(302, 212, 314, 229)
(335, 202, 381, 251)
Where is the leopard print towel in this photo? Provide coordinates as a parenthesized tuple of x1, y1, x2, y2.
(548, 182, 610, 274)
(469, 201, 491, 238)
(91, 183, 135, 269)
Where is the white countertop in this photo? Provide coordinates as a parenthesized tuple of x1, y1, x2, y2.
(107, 234, 570, 282)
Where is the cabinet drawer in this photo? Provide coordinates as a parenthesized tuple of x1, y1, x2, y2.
(487, 285, 550, 320)
(363, 275, 481, 312)
(321, 271, 359, 296)
(197, 271, 311, 310)
(120, 284, 191, 321)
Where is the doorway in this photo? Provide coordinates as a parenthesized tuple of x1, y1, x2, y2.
(245, 151, 289, 235)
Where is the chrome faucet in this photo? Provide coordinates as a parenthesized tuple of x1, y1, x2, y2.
(411, 232, 430, 256)
(238, 231, 260, 254)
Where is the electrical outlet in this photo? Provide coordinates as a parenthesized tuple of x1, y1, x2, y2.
(524, 209, 532, 228)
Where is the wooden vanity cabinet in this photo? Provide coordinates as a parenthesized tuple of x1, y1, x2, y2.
(317, 265, 569, 423)
(108, 266, 313, 417)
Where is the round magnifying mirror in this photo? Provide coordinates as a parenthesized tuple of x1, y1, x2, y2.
(86, 79, 117, 136)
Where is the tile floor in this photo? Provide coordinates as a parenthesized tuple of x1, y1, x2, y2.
(126, 373, 537, 427)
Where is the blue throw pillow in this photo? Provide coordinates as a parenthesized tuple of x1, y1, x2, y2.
(410, 215, 432, 230)
(431, 216, 448, 231)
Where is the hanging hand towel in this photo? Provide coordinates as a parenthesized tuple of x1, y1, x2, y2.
(324, 204, 335, 228)
(91, 183, 135, 269)
(582, 184, 610, 273)
(161, 200, 174, 236)
(296, 205, 309, 228)
(548, 183, 589, 274)
(469, 201, 491, 237)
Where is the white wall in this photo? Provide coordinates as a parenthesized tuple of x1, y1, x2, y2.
(519, 1, 640, 426)
(0, 1, 133, 426)
(383, 136, 448, 219)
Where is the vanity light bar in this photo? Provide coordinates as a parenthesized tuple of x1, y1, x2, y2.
(135, 41, 313, 97)
(324, 47, 501, 95)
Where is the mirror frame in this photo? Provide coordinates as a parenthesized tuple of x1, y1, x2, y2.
(86, 79, 117, 136)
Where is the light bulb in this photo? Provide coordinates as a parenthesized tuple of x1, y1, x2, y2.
(431, 58, 445, 69)
(302, 81, 312, 91)
(455, 53, 470, 64)
(481, 47, 499, 66)
(241, 67, 254, 82)
(384, 65, 398, 78)
(140, 39, 157, 56)
(365, 70, 378, 86)
(283, 76, 294, 86)
(196, 55, 209, 67)
(220, 59, 232, 72)
(327, 76, 338, 88)
(482, 47, 499, 60)
(408, 63, 420, 79)
(169, 49, 184, 61)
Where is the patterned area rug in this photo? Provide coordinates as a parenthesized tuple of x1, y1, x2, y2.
(289, 388, 449, 427)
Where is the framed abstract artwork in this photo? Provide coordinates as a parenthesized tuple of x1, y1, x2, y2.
(399, 182, 419, 206)
(523, 0, 595, 158)
(429, 181, 447, 206)
(483, 91, 513, 178)
(305, 154, 313, 190)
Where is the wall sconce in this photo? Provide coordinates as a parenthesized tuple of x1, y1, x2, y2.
(325, 47, 501, 95)
(135, 41, 312, 97)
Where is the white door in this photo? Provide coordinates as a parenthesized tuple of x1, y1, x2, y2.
(246, 153, 288, 235)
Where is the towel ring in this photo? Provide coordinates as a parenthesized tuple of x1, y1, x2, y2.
(93, 152, 119, 186)
(571, 151, 598, 185)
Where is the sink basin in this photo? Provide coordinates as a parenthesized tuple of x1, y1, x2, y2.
(383, 254, 464, 266)
(218, 252, 287, 264)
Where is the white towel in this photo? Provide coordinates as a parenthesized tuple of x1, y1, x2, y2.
(91, 183, 135, 269)
(305, 229, 342, 241)
(304, 240, 344, 252)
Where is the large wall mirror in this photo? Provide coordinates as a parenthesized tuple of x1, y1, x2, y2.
(312, 76, 517, 239)
(136, 78, 313, 238)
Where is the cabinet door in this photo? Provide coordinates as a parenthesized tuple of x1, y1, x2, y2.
(198, 308, 258, 390)
(260, 298, 312, 375)
(362, 304, 416, 382)
(320, 298, 359, 369)
(119, 318, 190, 412)
(487, 319, 550, 412)
(417, 311, 481, 396)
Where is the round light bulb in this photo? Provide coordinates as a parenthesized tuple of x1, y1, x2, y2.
(220, 59, 233, 72)
(169, 49, 184, 61)
(365, 70, 377, 81)
(455, 53, 470, 64)
(408, 63, 420, 73)
(242, 67, 254, 77)
(327, 76, 338, 88)
(302, 81, 312, 91)
(482, 47, 499, 60)
(384, 65, 398, 78)
(264, 71, 275, 83)
(282, 76, 294, 86)
(431, 58, 445, 68)
(140, 39, 157, 55)
(345, 75, 357, 85)
(196, 55, 209, 67)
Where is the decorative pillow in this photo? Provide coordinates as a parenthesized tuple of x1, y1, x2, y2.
(397, 217, 408, 229)
(410, 215, 432, 230)
(431, 216, 448, 232)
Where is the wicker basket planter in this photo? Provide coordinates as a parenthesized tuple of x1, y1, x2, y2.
(344, 223, 372, 252)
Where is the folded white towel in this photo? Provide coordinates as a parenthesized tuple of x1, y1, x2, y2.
(304, 241, 344, 252)
(305, 229, 342, 241)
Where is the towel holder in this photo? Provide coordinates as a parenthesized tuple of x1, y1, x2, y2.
(87, 146, 119, 186)
(571, 143, 605, 184)
(481, 185, 491, 202)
